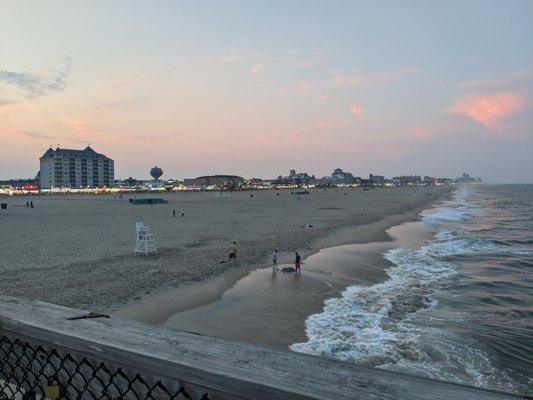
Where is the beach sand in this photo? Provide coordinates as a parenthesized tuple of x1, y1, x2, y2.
(114, 218, 436, 347)
(0, 187, 451, 311)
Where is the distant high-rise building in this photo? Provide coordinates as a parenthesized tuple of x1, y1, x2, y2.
(39, 146, 114, 189)
(369, 174, 385, 185)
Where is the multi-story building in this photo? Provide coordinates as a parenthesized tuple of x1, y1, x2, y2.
(183, 175, 244, 189)
(369, 174, 385, 185)
(392, 175, 422, 186)
(39, 146, 114, 189)
(330, 168, 355, 184)
(275, 170, 315, 186)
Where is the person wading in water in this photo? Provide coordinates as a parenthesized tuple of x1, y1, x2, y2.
(294, 252, 301, 273)
(272, 250, 278, 272)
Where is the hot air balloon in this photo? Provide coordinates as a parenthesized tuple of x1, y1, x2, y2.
(150, 166, 163, 181)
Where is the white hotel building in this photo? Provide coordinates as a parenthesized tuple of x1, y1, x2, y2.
(39, 146, 114, 189)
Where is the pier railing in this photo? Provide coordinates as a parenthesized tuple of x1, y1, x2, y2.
(0, 296, 521, 400)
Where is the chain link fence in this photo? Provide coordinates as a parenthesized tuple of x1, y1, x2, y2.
(0, 335, 210, 400)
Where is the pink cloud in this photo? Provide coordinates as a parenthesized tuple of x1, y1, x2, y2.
(291, 121, 332, 138)
(250, 64, 264, 74)
(408, 126, 430, 140)
(328, 67, 420, 87)
(316, 93, 331, 104)
(298, 81, 317, 91)
(294, 51, 327, 68)
(349, 104, 364, 116)
(218, 50, 261, 64)
(286, 49, 300, 58)
(447, 92, 524, 128)
(59, 115, 99, 136)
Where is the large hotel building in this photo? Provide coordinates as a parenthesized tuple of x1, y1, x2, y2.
(39, 146, 114, 189)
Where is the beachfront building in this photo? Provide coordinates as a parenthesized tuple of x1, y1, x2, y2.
(436, 178, 454, 186)
(317, 168, 359, 186)
(330, 168, 355, 184)
(369, 174, 385, 186)
(275, 169, 315, 186)
(455, 173, 482, 184)
(423, 176, 437, 186)
(391, 175, 422, 186)
(184, 175, 244, 190)
(39, 146, 114, 189)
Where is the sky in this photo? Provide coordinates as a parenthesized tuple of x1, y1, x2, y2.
(1, 1, 532, 182)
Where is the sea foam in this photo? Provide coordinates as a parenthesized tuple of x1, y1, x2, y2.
(291, 187, 523, 392)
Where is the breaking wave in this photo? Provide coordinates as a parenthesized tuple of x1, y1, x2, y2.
(291, 186, 531, 394)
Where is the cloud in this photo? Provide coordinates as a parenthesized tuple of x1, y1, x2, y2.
(294, 51, 327, 67)
(298, 81, 317, 91)
(447, 92, 524, 129)
(58, 115, 183, 143)
(328, 67, 420, 87)
(286, 49, 300, 58)
(316, 93, 331, 104)
(21, 131, 57, 140)
(218, 50, 261, 64)
(290, 121, 332, 139)
(349, 104, 364, 116)
(250, 64, 264, 74)
(59, 115, 99, 136)
(0, 57, 72, 99)
(19, 130, 87, 144)
(457, 70, 533, 90)
(407, 126, 430, 141)
(0, 98, 15, 106)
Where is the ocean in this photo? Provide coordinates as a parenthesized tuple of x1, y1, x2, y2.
(291, 184, 533, 395)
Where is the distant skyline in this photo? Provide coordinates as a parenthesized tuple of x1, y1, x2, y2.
(1, 1, 532, 183)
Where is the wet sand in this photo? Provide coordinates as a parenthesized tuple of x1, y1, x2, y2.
(0, 186, 450, 310)
(115, 218, 437, 347)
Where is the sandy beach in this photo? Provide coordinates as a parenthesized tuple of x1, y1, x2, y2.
(114, 217, 436, 347)
(0, 187, 451, 311)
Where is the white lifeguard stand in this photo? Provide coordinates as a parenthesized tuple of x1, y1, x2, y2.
(134, 221, 157, 255)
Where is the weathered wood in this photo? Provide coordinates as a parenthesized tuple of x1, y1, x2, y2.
(0, 296, 521, 400)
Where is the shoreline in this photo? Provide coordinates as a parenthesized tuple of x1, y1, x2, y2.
(113, 192, 448, 345)
(1, 186, 453, 311)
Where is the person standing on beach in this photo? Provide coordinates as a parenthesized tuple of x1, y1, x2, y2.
(272, 250, 278, 272)
(294, 252, 301, 273)
(228, 242, 237, 264)
(172, 209, 176, 217)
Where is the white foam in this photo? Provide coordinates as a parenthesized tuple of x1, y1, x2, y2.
(291, 239, 458, 365)
(291, 187, 523, 391)
(423, 207, 469, 223)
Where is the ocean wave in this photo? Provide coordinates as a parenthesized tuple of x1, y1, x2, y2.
(292, 185, 531, 394)
(422, 206, 470, 223)
(291, 235, 521, 391)
(292, 189, 528, 392)
(291, 239, 458, 365)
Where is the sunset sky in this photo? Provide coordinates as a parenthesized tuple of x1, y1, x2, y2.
(1, 1, 532, 182)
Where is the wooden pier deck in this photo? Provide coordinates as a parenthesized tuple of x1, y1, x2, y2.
(0, 296, 523, 400)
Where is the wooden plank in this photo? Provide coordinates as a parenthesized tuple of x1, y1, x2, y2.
(0, 296, 521, 400)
